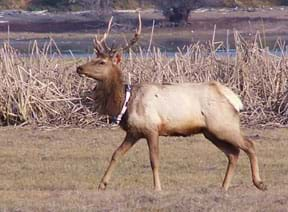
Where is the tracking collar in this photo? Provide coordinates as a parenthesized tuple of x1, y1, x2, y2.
(111, 84, 132, 125)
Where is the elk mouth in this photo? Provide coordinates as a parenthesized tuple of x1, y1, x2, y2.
(76, 67, 101, 81)
(78, 73, 85, 77)
(76, 66, 86, 77)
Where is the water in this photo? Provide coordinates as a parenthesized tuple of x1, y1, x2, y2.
(1, 37, 287, 58)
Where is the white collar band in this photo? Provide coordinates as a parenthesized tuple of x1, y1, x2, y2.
(112, 84, 132, 125)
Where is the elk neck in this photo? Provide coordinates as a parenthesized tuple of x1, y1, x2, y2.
(96, 65, 125, 116)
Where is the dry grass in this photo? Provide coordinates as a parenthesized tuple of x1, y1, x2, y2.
(0, 32, 287, 127)
(0, 127, 287, 211)
(0, 40, 103, 126)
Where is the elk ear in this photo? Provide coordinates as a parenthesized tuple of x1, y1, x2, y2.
(113, 53, 122, 65)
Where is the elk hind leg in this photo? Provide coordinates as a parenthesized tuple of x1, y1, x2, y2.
(204, 131, 240, 191)
(239, 137, 267, 191)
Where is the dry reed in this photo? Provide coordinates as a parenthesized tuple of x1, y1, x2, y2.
(0, 32, 287, 127)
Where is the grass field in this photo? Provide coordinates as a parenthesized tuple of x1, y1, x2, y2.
(0, 127, 287, 211)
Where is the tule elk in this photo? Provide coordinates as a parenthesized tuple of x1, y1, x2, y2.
(76, 12, 267, 192)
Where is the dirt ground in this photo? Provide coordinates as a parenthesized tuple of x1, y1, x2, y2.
(1, 7, 288, 41)
(0, 127, 287, 211)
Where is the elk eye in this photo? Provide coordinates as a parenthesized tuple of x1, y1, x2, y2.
(99, 61, 106, 65)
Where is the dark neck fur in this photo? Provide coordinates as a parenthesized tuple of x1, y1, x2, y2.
(93, 65, 125, 116)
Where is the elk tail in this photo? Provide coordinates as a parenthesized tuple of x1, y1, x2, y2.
(218, 83, 243, 112)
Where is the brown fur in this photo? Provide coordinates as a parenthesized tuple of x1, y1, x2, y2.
(79, 58, 125, 116)
(102, 68, 125, 116)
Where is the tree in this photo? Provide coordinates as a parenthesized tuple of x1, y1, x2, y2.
(0, 0, 31, 9)
(155, 0, 288, 24)
(280, 0, 288, 5)
(76, 0, 112, 10)
(155, 0, 225, 24)
(28, 0, 112, 11)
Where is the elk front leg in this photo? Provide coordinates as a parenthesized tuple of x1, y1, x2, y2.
(98, 133, 139, 190)
(147, 132, 161, 191)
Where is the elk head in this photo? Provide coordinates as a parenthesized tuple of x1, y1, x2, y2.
(77, 12, 142, 82)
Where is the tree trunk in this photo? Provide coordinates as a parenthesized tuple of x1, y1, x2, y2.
(164, 7, 191, 24)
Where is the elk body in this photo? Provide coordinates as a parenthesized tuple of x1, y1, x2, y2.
(77, 13, 267, 191)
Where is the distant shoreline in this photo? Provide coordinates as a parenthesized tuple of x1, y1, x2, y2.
(0, 7, 288, 53)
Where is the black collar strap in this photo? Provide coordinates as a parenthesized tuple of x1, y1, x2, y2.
(111, 84, 132, 125)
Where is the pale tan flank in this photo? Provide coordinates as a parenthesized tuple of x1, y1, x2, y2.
(76, 13, 266, 192)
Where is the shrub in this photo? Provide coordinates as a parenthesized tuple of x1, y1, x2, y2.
(0, 33, 287, 127)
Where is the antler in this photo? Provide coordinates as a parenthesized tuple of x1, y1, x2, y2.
(93, 11, 142, 57)
(93, 16, 113, 56)
(113, 12, 142, 54)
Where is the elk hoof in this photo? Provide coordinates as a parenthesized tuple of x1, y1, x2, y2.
(255, 181, 267, 191)
(98, 182, 107, 190)
(154, 187, 162, 192)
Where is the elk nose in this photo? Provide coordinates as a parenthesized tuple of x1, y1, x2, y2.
(76, 66, 83, 74)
